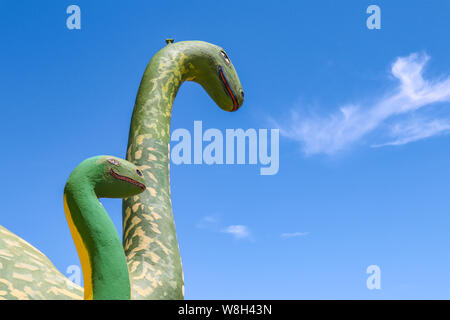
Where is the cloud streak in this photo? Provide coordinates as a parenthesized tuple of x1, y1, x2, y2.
(373, 117, 450, 147)
(197, 216, 252, 240)
(277, 53, 450, 155)
(196, 215, 220, 230)
(280, 232, 309, 239)
(222, 225, 251, 240)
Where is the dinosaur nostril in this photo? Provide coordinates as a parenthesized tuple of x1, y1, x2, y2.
(241, 90, 244, 98)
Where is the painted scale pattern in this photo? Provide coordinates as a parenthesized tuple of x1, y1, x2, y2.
(0, 225, 83, 300)
(123, 44, 191, 300)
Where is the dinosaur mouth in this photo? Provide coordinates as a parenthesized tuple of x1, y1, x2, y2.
(218, 65, 239, 111)
(110, 169, 146, 191)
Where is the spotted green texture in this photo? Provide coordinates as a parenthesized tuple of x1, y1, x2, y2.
(0, 156, 146, 300)
(0, 225, 83, 300)
(123, 40, 244, 299)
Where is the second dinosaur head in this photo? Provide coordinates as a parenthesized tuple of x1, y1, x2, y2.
(65, 156, 147, 199)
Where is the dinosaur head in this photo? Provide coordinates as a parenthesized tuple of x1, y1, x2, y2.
(167, 41, 245, 112)
(95, 156, 146, 198)
(203, 45, 244, 112)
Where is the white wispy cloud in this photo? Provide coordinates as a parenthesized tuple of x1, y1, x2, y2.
(196, 215, 220, 230)
(277, 53, 450, 155)
(280, 231, 309, 239)
(222, 225, 251, 240)
(373, 117, 450, 147)
(197, 216, 252, 240)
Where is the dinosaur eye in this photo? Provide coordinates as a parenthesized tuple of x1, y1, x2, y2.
(107, 158, 120, 166)
(136, 169, 143, 177)
(220, 50, 231, 65)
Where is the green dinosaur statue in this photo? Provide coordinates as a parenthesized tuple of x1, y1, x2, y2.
(123, 40, 244, 299)
(0, 156, 146, 299)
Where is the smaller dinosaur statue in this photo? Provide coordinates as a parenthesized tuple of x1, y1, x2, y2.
(0, 155, 147, 300)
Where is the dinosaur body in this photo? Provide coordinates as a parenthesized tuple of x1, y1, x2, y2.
(0, 225, 83, 299)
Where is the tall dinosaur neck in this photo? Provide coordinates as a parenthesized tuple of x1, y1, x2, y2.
(123, 44, 193, 299)
(64, 184, 130, 300)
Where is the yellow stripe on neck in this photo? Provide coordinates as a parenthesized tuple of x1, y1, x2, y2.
(63, 194, 93, 300)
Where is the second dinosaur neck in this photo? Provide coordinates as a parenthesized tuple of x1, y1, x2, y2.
(64, 180, 130, 300)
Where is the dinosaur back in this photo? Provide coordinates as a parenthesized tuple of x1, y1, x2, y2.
(0, 225, 83, 300)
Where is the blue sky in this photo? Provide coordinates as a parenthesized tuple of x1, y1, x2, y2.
(1, 0, 450, 299)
